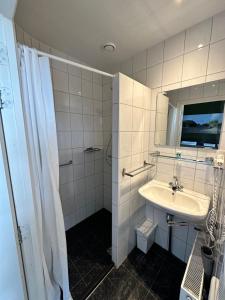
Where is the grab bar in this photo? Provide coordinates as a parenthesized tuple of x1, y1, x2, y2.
(122, 161, 155, 177)
(84, 147, 102, 153)
(59, 160, 73, 167)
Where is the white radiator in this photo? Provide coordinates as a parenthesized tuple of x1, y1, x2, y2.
(180, 233, 204, 300)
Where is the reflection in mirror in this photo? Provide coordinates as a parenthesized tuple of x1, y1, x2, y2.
(155, 79, 225, 149)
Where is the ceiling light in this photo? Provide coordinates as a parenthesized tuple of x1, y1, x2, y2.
(175, 0, 183, 4)
(198, 44, 203, 49)
(103, 42, 116, 52)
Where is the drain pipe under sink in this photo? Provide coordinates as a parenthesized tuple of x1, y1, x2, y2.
(166, 214, 188, 253)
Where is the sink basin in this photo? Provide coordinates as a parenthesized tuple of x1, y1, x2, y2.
(138, 180, 210, 222)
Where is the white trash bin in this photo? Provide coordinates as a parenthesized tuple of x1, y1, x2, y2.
(136, 219, 157, 254)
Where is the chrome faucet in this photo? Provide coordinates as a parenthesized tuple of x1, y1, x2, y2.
(169, 176, 183, 192)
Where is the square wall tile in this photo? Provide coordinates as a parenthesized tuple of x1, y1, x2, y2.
(132, 132, 143, 155)
(73, 148, 84, 165)
(146, 63, 163, 88)
(82, 79, 92, 98)
(51, 49, 68, 72)
(162, 56, 183, 86)
(211, 10, 225, 43)
(185, 18, 212, 52)
(119, 132, 132, 158)
(93, 73, 102, 85)
(82, 69, 92, 81)
(69, 74, 81, 95)
(56, 112, 70, 131)
(93, 83, 102, 100)
(83, 115, 93, 131)
(119, 104, 132, 131)
(181, 76, 206, 88)
(59, 149, 72, 165)
(164, 32, 185, 61)
(133, 69, 147, 86)
(59, 165, 73, 185)
(147, 42, 164, 67)
(52, 69, 68, 92)
(119, 74, 133, 105)
(64, 214, 75, 230)
(69, 94, 83, 114)
(120, 58, 133, 76)
(68, 63, 81, 77)
(83, 98, 94, 115)
(133, 81, 144, 108)
(71, 131, 83, 148)
(133, 50, 147, 73)
(70, 113, 83, 131)
(57, 132, 71, 149)
(207, 39, 225, 75)
(84, 131, 94, 147)
(103, 82, 112, 100)
(54, 90, 70, 112)
(182, 46, 209, 81)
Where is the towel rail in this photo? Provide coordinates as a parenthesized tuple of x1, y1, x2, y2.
(122, 161, 155, 177)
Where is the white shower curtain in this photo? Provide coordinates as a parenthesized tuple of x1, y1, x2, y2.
(19, 45, 72, 300)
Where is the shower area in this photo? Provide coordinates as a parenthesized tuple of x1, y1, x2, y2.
(53, 61, 113, 298)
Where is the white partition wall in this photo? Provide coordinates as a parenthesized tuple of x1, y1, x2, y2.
(112, 73, 152, 267)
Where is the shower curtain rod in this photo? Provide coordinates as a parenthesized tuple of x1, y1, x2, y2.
(36, 50, 115, 78)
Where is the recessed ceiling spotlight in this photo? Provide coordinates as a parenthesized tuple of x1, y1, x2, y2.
(175, 0, 183, 4)
(103, 42, 116, 52)
(198, 43, 203, 49)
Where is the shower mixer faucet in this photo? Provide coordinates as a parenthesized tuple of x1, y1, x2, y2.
(169, 176, 183, 192)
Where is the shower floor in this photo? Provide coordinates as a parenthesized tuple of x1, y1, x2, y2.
(66, 209, 113, 300)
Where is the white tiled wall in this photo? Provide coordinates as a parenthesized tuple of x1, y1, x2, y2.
(54, 65, 105, 230)
(116, 10, 225, 263)
(119, 10, 225, 90)
(112, 73, 152, 267)
(103, 77, 113, 212)
(15, 24, 112, 230)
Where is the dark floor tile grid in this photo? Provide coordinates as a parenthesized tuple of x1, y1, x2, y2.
(66, 209, 113, 300)
(89, 244, 186, 300)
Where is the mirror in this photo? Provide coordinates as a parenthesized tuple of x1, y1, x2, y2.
(155, 79, 225, 149)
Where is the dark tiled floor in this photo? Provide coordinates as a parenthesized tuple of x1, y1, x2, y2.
(66, 209, 113, 300)
(88, 244, 186, 300)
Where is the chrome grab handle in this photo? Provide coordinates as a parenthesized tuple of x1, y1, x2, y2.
(59, 160, 73, 167)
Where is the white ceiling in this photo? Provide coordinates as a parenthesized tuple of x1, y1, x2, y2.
(15, 0, 225, 71)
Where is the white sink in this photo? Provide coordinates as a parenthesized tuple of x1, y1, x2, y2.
(138, 180, 210, 222)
